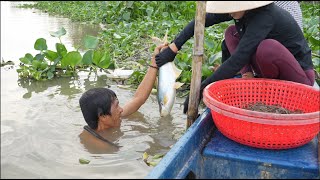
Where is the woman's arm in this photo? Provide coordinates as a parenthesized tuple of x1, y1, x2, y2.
(121, 44, 167, 117)
(155, 13, 232, 68)
(173, 13, 232, 50)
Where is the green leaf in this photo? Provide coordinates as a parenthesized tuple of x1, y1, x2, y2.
(50, 65, 56, 71)
(61, 51, 82, 68)
(79, 158, 90, 164)
(56, 43, 67, 57)
(180, 71, 192, 83)
(152, 154, 164, 159)
(34, 53, 45, 61)
(19, 53, 34, 64)
(177, 62, 188, 70)
(25, 53, 34, 62)
(123, 12, 131, 21)
(18, 66, 29, 78)
(137, 59, 145, 64)
(45, 50, 58, 62)
(53, 57, 62, 66)
(148, 159, 161, 167)
(205, 39, 215, 49)
(83, 36, 99, 49)
(32, 71, 42, 80)
(208, 52, 222, 64)
(97, 52, 111, 69)
(202, 64, 213, 78)
(143, 152, 149, 161)
(39, 62, 48, 70)
(146, 6, 154, 17)
(34, 38, 48, 51)
(92, 50, 103, 65)
(313, 57, 320, 69)
(126, 1, 134, 8)
(307, 25, 317, 35)
(49, 27, 66, 38)
(32, 60, 41, 70)
(309, 36, 320, 47)
(82, 50, 93, 65)
(113, 33, 121, 39)
(16, 68, 23, 73)
(92, 50, 111, 69)
(47, 71, 54, 79)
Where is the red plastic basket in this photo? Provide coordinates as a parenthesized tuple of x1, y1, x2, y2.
(203, 79, 320, 149)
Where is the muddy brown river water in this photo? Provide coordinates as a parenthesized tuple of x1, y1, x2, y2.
(1, 2, 187, 178)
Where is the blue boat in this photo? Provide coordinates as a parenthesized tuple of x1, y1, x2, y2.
(146, 1, 320, 177)
(146, 108, 320, 179)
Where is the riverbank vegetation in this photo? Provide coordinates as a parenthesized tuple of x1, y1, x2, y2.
(18, 1, 319, 85)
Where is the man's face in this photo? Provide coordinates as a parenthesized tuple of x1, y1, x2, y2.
(109, 99, 123, 127)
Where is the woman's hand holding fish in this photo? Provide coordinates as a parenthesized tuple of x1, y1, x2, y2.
(151, 43, 169, 68)
(151, 43, 168, 68)
(155, 43, 178, 68)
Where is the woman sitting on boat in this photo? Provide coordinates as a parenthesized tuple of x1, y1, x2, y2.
(154, 1, 315, 113)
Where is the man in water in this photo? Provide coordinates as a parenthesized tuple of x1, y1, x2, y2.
(79, 44, 166, 152)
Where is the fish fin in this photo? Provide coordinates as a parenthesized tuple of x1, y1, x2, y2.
(174, 82, 184, 89)
(171, 62, 182, 79)
(152, 29, 168, 46)
(151, 37, 163, 46)
(163, 95, 168, 105)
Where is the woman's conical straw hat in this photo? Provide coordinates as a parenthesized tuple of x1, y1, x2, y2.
(206, 1, 274, 13)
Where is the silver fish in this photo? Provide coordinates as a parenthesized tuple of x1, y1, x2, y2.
(152, 30, 183, 117)
(157, 62, 183, 117)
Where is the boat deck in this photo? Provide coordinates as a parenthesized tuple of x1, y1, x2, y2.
(202, 130, 319, 179)
(146, 108, 319, 179)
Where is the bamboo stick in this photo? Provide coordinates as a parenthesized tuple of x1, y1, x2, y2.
(187, 1, 206, 129)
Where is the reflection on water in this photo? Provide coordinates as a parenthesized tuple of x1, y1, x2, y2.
(17, 71, 110, 99)
(1, 1, 186, 179)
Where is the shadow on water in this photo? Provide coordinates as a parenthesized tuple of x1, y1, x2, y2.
(121, 111, 178, 155)
(147, 115, 177, 154)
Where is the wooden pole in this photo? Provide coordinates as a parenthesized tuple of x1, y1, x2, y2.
(187, 1, 206, 129)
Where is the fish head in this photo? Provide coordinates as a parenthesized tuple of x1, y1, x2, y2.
(158, 89, 176, 117)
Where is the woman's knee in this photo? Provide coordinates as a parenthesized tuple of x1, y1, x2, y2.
(256, 39, 288, 63)
(257, 39, 283, 55)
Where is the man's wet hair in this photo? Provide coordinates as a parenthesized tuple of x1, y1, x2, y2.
(79, 88, 117, 129)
